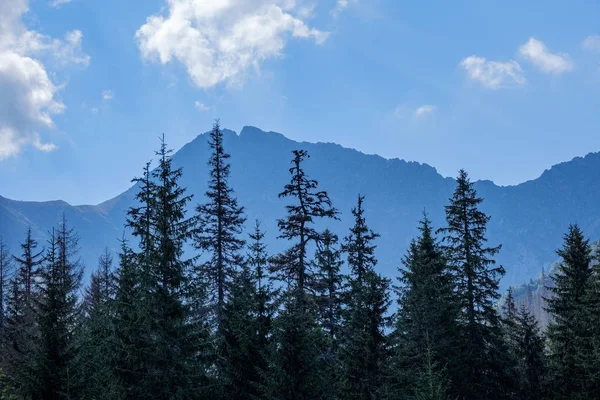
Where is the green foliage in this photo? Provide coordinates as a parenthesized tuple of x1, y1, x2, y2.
(390, 213, 460, 398)
(438, 170, 514, 399)
(220, 221, 275, 399)
(195, 120, 246, 328)
(3, 129, 600, 400)
(546, 224, 594, 400)
(339, 195, 390, 400)
(33, 218, 83, 399)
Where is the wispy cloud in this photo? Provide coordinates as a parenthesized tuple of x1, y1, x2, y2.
(582, 35, 600, 53)
(460, 56, 525, 89)
(414, 105, 436, 119)
(194, 101, 209, 111)
(519, 38, 573, 74)
(49, 0, 72, 8)
(102, 90, 114, 101)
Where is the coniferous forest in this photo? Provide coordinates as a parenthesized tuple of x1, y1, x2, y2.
(1, 122, 600, 400)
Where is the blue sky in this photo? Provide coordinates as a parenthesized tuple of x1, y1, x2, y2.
(1, 0, 599, 205)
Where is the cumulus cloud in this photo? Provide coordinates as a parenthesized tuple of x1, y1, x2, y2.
(460, 56, 525, 89)
(136, 0, 329, 89)
(519, 38, 573, 74)
(0, 0, 88, 159)
(102, 90, 114, 101)
(582, 35, 600, 53)
(194, 101, 209, 111)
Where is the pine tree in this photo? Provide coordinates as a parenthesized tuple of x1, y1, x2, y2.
(438, 169, 512, 399)
(264, 149, 338, 400)
(4, 228, 43, 397)
(390, 213, 459, 398)
(195, 121, 246, 329)
(339, 195, 390, 400)
(78, 248, 117, 399)
(33, 218, 83, 399)
(545, 224, 593, 400)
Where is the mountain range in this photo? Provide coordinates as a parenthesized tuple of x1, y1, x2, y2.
(2, 126, 600, 288)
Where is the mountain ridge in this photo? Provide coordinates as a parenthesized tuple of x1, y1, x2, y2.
(2, 126, 600, 288)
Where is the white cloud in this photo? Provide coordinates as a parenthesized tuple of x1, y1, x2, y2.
(0, 0, 88, 159)
(519, 37, 573, 74)
(194, 101, 209, 111)
(414, 105, 436, 119)
(460, 56, 525, 89)
(136, 0, 329, 89)
(49, 0, 72, 7)
(582, 35, 600, 53)
(102, 90, 114, 101)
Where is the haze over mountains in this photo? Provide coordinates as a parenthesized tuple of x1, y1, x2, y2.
(2, 126, 600, 288)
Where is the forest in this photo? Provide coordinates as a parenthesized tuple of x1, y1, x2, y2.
(0, 122, 598, 400)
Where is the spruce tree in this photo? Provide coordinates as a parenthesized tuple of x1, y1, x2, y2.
(576, 250, 600, 398)
(545, 224, 593, 400)
(145, 136, 199, 398)
(391, 213, 459, 398)
(339, 195, 390, 400)
(112, 238, 151, 399)
(313, 229, 345, 358)
(510, 305, 545, 400)
(264, 149, 338, 400)
(221, 224, 276, 399)
(438, 169, 512, 399)
(33, 219, 83, 399)
(195, 121, 246, 329)
(0, 238, 12, 334)
(78, 249, 117, 399)
(408, 336, 451, 400)
(4, 228, 43, 397)
(116, 136, 203, 398)
(220, 221, 275, 399)
(311, 229, 345, 398)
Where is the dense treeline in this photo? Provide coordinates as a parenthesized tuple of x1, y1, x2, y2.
(0, 122, 599, 399)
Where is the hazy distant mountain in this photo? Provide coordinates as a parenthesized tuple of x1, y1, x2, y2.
(2, 126, 600, 288)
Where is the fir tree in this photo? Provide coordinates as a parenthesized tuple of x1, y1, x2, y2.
(195, 121, 246, 328)
(438, 169, 512, 399)
(339, 195, 390, 400)
(33, 218, 83, 399)
(390, 213, 459, 398)
(545, 224, 593, 400)
(264, 149, 338, 399)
